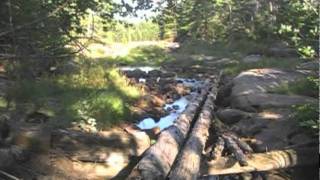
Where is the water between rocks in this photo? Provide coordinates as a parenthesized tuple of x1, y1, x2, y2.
(119, 66, 203, 131)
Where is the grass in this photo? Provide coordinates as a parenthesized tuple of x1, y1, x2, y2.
(7, 62, 143, 128)
(112, 45, 174, 66)
(270, 76, 319, 98)
(292, 103, 319, 135)
(223, 57, 301, 75)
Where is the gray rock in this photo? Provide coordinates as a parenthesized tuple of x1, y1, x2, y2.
(231, 93, 317, 112)
(205, 58, 238, 66)
(242, 55, 262, 63)
(148, 70, 162, 77)
(297, 61, 319, 71)
(253, 119, 299, 152)
(267, 47, 298, 57)
(229, 68, 314, 111)
(124, 69, 147, 78)
(160, 72, 176, 78)
(217, 108, 251, 124)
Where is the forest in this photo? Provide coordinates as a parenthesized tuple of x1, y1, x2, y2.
(0, 0, 319, 179)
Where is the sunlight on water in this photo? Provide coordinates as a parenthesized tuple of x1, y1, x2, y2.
(119, 66, 159, 73)
(137, 96, 190, 130)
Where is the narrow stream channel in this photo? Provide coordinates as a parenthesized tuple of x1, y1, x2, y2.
(119, 66, 203, 131)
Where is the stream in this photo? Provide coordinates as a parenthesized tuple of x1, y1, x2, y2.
(120, 66, 203, 131)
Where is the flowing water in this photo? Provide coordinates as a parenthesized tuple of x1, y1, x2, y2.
(119, 66, 203, 130)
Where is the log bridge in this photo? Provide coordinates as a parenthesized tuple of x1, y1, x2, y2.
(125, 74, 318, 180)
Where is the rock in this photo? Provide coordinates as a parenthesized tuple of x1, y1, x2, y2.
(231, 93, 317, 112)
(266, 47, 298, 57)
(231, 109, 291, 137)
(217, 108, 251, 124)
(161, 72, 176, 78)
(0, 118, 10, 144)
(123, 69, 147, 78)
(288, 132, 313, 145)
(253, 119, 300, 152)
(216, 82, 233, 107)
(296, 61, 319, 71)
(172, 105, 180, 110)
(242, 55, 262, 63)
(204, 58, 238, 66)
(229, 68, 314, 111)
(148, 70, 162, 77)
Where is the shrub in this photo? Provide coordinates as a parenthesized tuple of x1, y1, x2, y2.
(7, 62, 143, 128)
(292, 103, 319, 135)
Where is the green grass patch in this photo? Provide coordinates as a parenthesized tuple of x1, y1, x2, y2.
(7, 62, 143, 128)
(270, 76, 319, 98)
(223, 57, 301, 75)
(292, 103, 319, 135)
(113, 45, 174, 66)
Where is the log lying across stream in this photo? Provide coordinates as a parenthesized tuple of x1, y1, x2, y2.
(203, 147, 318, 176)
(127, 80, 211, 179)
(168, 80, 219, 180)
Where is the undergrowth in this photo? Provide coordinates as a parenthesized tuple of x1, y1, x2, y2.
(270, 76, 319, 98)
(7, 62, 143, 128)
(292, 103, 319, 135)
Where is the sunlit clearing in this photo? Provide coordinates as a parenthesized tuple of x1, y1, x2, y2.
(107, 68, 143, 99)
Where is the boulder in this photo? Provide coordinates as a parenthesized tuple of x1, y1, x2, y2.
(266, 47, 298, 57)
(296, 61, 319, 71)
(229, 68, 316, 111)
(123, 69, 147, 78)
(253, 119, 300, 151)
(148, 70, 162, 77)
(160, 72, 176, 78)
(231, 93, 317, 112)
(217, 108, 251, 124)
(204, 58, 238, 66)
(242, 55, 262, 63)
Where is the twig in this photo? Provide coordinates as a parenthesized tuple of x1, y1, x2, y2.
(0, 170, 21, 180)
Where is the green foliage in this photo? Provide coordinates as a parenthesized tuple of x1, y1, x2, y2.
(270, 76, 319, 98)
(105, 21, 160, 43)
(292, 103, 319, 135)
(277, 0, 318, 58)
(223, 57, 301, 75)
(114, 45, 173, 66)
(7, 62, 143, 128)
(156, 0, 318, 57)
(82, 15, 160, 44)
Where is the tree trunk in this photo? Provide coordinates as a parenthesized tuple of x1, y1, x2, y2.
(127, 83, 210, 180)
(168, 81, 219, 180)
(203, 147, 318, 176)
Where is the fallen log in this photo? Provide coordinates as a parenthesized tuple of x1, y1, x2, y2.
(209, 118, 253, 165)
(127, 83, 210, 180)
(168, 81, 219, 180)
(204, 147, 318, 176)
(222, 134, 248, 166)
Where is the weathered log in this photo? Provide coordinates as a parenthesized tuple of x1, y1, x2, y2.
(168, 82, 219, 180)
(211, 137, 225, 160)
(212, 118, 253, 165)
(228, 133, 253, 153)
(222, 134, 248, 166)
(204, 147, 318, 175)
(127, 84, 210, 180)
(205, 136, 224, 160)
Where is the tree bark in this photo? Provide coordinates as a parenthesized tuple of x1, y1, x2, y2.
(204, 147, 318, 176)
(127, 83, 210, 180)
(168, 82, 219, 180)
